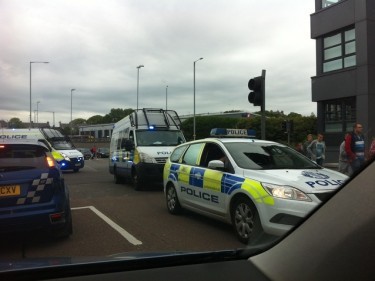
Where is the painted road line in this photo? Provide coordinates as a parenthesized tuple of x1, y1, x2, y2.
(72, 206, 142, 245)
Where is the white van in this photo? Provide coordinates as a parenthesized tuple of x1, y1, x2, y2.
(0, 128, 84, 172)
(109, 108, 186, 190)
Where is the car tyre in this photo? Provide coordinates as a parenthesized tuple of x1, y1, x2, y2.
(231, 196, 261, 244)
(132, 170, 141, 191)
(166, 184, 182, 214)
(114, 168, 124, 184)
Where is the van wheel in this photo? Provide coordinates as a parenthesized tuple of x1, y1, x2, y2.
(231, 196, 261, 244)
(132, 170, 141, 190)
(114, 168, 123, 184)
(166, 184, 181, 214)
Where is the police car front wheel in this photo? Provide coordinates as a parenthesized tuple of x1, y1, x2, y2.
(166, 184, 182, 214)
(231, 196, 261, 244)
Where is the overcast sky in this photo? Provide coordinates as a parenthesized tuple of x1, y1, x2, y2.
(1, 0, 316, 126)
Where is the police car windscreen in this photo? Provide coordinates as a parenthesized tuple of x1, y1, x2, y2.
(51, 141, 74, 150)
(224, 143, 320, 170)
(136, 130, 185, 146)
(0, 144, 49, 171)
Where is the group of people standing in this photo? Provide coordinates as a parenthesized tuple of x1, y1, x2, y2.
(301, 123, 375, 176)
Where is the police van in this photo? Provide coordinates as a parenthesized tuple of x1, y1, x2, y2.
(0, 128, 84, 172)
(109, 108, 186, 190)
(163, 128, 348, 244)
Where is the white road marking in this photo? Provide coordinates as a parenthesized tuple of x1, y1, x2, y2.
(71, 206, 142, 245)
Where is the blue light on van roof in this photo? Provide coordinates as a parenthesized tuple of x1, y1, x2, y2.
(149, 125, 155, 130)
(210, 128, 256, 138)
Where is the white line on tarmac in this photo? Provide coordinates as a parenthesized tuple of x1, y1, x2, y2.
(71, 206, 142, 245)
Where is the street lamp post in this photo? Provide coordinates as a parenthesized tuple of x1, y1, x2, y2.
(136, 65, 144, 111)
(36, 101, 40, 125)
(165, 85, 168, 111)
(71, 88, 76, 123)
(30, 61, 49, 128)
(193, 57, 203, 140)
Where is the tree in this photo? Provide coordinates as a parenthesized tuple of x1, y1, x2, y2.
(69, 118, 86, 135)
(87, 115, 104, 125)
(102, 108, 133, 123)
(8, 118, 24, 128)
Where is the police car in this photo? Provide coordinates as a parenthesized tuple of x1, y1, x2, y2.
(163, 128, 348, 244)
(0, 139, 72, 238)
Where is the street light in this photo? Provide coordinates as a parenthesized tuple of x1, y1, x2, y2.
(165, 85, 168, 111)
(71, 89, 76, 123)
(136, 65, 144, 111)
(30, 61, 49, 128)
(193, 57, 203, 140)
(36, 101, 40, 125)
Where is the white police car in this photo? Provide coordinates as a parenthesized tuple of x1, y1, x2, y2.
(163, 128, 348, 244)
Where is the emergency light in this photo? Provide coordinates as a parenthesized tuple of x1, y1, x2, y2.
(210, 128, 256, 138)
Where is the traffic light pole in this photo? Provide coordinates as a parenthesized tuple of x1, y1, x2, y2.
(248, 69, 266, 139)
(260, 70, 266, 140)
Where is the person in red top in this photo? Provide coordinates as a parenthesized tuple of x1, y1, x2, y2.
(345, 123, 365, 173)
(90, 145, 97, 159)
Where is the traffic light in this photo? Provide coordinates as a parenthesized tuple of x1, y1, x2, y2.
(281, 121, 287, 132)
(248, 74, 264, 107)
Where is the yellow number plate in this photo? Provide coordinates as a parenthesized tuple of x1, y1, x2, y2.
(0, 185, 21, 197)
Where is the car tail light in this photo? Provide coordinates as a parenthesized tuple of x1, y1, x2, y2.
(46, 156, 55, 168)
(50, 213, 64, 223)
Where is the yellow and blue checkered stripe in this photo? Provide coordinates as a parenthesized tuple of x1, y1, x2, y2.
(167, 163, 274, 205)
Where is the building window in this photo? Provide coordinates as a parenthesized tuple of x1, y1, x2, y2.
(321, 0, 342, 8)
(323, 28, 356, 73)
(324, 98, 356, 133)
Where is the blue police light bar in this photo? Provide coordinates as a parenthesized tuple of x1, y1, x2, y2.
(210, 128, 256, 138)
(148, 125, 155, 130)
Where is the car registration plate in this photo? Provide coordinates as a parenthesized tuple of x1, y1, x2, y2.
(75, 163, 81, 166)
(0, 185, 21, 197)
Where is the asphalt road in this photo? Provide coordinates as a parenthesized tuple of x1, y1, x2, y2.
(1, 159, 243, 259)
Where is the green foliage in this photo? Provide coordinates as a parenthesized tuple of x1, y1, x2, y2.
(182, 114, 317, 146)
(102, 108, 134, 123)
(68, 118, 86, 135)
(8, 118, 25, 128)
(87, 115, 104, 124)
(182, 116, 239, 141)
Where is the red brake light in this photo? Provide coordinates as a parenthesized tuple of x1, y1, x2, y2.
(46, 156, 55, 167)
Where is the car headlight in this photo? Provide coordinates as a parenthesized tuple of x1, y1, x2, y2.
(262, 183, 311, 202)
(138, 152, 155, 163)
(61, 153, 71, 161)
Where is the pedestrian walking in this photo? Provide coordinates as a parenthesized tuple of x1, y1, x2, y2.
(307, 133, 326, 166)
(345, 123, 365, 173)
(338, 133, 352, 176)
(303, 134, 313, 159)
(90, 145, 97, 159)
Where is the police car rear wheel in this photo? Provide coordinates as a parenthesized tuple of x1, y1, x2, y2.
(166, 184, 181, 214)
(231, 197, 260, 244)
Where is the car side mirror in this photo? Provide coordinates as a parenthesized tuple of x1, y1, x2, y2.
(208, 160, 225, 170)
